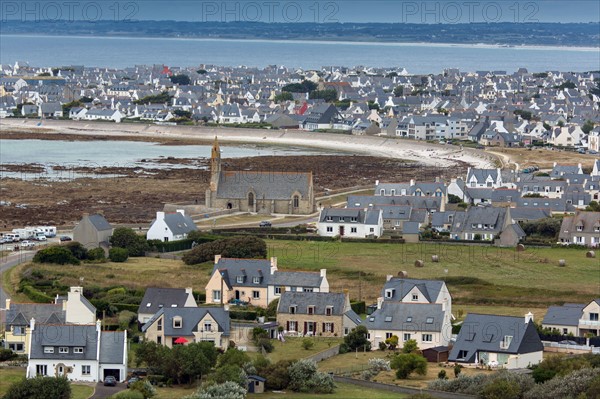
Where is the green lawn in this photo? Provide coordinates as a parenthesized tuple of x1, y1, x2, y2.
(266, 240, 600, 307)
(248, 382, 407, 399)
(260, 337, 342, 363)
(0, 368, 94, 399)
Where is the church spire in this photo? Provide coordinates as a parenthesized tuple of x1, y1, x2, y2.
(211, 136, 221, 160)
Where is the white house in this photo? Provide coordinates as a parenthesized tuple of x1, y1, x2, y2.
(27, 320, 127, 382)
(147, 210, 197, 242)
(318, 208, 383, 238)
(84, 109, 123, 123)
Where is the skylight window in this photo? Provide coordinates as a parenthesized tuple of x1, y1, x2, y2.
(426, 317, 434, 324)
(385, 316, 392, 322)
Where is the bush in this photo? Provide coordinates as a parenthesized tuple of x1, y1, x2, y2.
(402, 339, 419, 354)
(33, 246, 80, 265)
(87, 247, 106, 261)
(257, 338, 274, 353)
(4, 376, 71, 399)
(438, 369, 448, 380)
(110, 227, 149, 257)
(183, 381, 246, 399)
(182, 236, 267, 265)
(391, 353, 427, 379)
(0, 348, 18, 361)
(109, 247, 129, 262)
(524, 368, 600, 399)
(350, 301, 366, 314)
(288, 359, 335, 394)
(368, 358, 391, 372)
(342, 325, 371, 352)
(110, 391, 144, 399)
(64, 241, 88, 260)
(256, 359, 292, 390)
(302, 338, 315, 350)
(22, 285, 53, 303)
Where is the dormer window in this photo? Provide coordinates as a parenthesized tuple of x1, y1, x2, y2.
(308, 306, 315, 315)
(326, 306, 333, 316)
(501, 335, 513, 349)
(289, 306, 297, 314)
(203, 322, 212, 332)
(351, 217, 357, 222)
(44, 347, 54, 354)
(253, 276, 260, 284)
(237, 276, 244, 283)
(426, 317, 434, 324)
(59, 347, 68, 354)
(412, 294, 418, 301)
(173, 317, 182, 328)
(326, 216, 333, 222)
(385, 288, 395, 298)
(406, 316, 412, 322)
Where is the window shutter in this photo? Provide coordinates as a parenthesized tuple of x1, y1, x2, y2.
(322, 322, 326, 333)
(304, 322, 307, 334)
(331, 323, 334, 333)
(286, 321, 289, 331)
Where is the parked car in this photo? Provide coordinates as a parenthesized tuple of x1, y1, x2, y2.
(59, 236, 72, 242)
(104, 376, 117, 387)
(126, 376, 139, 388)
(259, 221, 272, 228)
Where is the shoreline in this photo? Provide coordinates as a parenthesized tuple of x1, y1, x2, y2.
(2, 33, 598, 52)
(0, 119, 499, 169)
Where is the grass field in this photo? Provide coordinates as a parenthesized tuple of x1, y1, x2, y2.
(257, 337, 343, 364)
(265, 240, 600, 307)
(0, 368, 94, 399)
(248, 382, 407, 399)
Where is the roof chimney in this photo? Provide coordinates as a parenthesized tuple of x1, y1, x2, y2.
(224, 304, 230, 312)
(214, 254, 222, 264)
(157, 211, 165, 220)
(525, 311, 534, 324)
(176, 209, 185, 216)
(320, 268, 327, 278)
(185, 287, 193, 295)
(96, 319, 102, 332)
(377, 297, 384, 310)
(30, 317, 35, 331)
(410, 179, 415, 186)
(270, 257, 278, 274)
(5, 298, 10, 309)
(386, 275, 393, 282)
(375, 179, 379, 186)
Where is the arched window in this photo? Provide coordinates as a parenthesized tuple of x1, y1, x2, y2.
(248, 192, 255, 207)
(293, 195, 299, 208)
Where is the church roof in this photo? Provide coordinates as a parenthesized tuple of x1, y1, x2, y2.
(216, 171, 312, 200)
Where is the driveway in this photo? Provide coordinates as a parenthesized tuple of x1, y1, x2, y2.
(90, 382, 126, 399)
(0, 250, 35, 307)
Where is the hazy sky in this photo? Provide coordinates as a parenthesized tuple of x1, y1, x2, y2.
(3, 1, 599, 23)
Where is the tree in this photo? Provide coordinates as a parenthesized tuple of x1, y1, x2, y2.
(87, 247, 106, 261)
(393, 85, 404, 97)
(217, 348, 250, 369)
(288, 359, 335, 393)
(109, 247, 129, 262)
(391, 353, 427, 379)
(255, 359, 292, 390)
(208, 364, 247, 388)
(586, 201, 600, 212)
(33, 246, 80, 265)
(447, 194, 462, 204)
(4, 376, 71, 399)
(64, 241, 88, 260)
(402, 339, 419, 354)
(582, 120, 595, 134)
(182, 236, 267, 265)
(341, 325, 371, 352)
(385, 335, 399, 350)
(170, 74, 191, 85)
(309, 89, 337, 102)
(110, 227, 149, 256)
(274, 92, 294, 102)
(282, 80, 317, 93)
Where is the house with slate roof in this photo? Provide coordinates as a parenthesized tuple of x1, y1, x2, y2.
(142, 306, 230, 349)
(542, 299, 600, 337)
(137, 287, 197, 324)
(146, 210, 197, 242)
(448, 313, 543, 369)
(27, 320, 127, 382)
(317, 208, 383, 238)
(73, 213, 113, 250)
(205, 256, 329, 308)
(466, 167, 505, 189)
(550, 162, 583, 179)
(4, 287, 96, 355)
(205, 137, 315, 215)
(558, 211, 600, 247)
(276, 291, 361, 337)
(365, 276, 453, 350)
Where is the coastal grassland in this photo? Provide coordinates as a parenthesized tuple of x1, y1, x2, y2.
(266, 240, 600, 307)
(248, 382, 408, 399)
(252, 337, 343, 364)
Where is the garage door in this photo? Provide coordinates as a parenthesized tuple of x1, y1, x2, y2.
(103, 369, 121, 381)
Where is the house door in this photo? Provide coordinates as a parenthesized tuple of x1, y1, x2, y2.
(235, 290, 240, 300)
(339, 226, 345, 236)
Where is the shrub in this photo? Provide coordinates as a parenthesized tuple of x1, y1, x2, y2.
(256, 359, 292, 390)
(110, 391, 144, 399)
(109, 247, 129, 262)
(21, 285, 53, 303)
(183, 381, 246, 399)
(438, 369, 448, 380)
(64, 241, 88, 260)
(288, 359, 335, 393)
(4, 376, 71, 399)
(257, 338, 274, 353)
(391, 353, 427, 379)
(524, 368, 600, 399)
(385, 335, 399, 350)
(33, 246, 80, 265)
(454, 363, 463, 378)
(350, 301, 366, 314)
(128, 380, 156, 399)
(342, 325, 371, 352)
(110, 227, 149, 256)
(302, 338, 315, 350)
(87, 247, 106, 261)
(402, 339, 419, 354)
(118, 310, 137, 330)
(0, 348, 18, 362)
(182, 236, 267, 265)
(369, 358, 391, 372)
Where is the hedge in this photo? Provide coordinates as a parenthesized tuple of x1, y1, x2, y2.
(112, 303, 140, 312)
(216, 232, 336, 242)
(341, 237, 406, 244)
(150, 235, 220, 253)
(228, 310, 258, 321)
(351, 301, 366, 315)
(22, 285, 53, 303)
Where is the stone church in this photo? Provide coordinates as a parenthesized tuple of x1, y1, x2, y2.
(205, 137, 315, 215)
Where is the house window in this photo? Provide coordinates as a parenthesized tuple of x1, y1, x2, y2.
(204, 322, 212, 332)
(422, 334, 433, 342)
(8, 343, 24, 352)
(326, 307, 333, 316)
(44, 347, 54, 354)
(289, 321, 297, 332)
(248, 192, 255, 207)
(563, 328, 568, 335)
(351, 227, 357, 233)
(326, 216, 333, 222)
(385, 289, 394, 298)
(173, 318, 182, 328)
(501, 335, 513, 349)
(82, 365, 91, 375)
(351, 217, 357, 222)
(157, 319, 162, 331)
(253, 276, 260, 284)
(74, 347, 83, 354)
(252, 290, 260, 299)
(303, 288, 313, 293)
(426, 317, 434, 324)
(13, 326, 25, 335)
(386, 332, 393, 339)
(385, 316, 392, 322)
(308, 306, 315, 315)
(412, 294, 418, 301)
(293, 195, 299, 208)
(403, 333, 411, 341)
(157, 336, 162, 345)
(59, 347, 68, 354)
(275, 286, 282, 295)
(590, 313, 599, 321)
(212, 290, 221, 302)
(326, 227, 333, 233)
(370, 228, 374, 233)
(406, 316, 412, 322)
(237, 276, 244, 283)
(324, 323, 333, 332)
(289, 306, 297, 314)
(36, 365, 47, 376)
(457, 350, 468, 359)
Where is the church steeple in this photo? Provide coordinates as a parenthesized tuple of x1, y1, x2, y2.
(209, 136, 221, 192)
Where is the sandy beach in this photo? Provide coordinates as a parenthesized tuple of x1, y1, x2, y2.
(0, 119, 498, 169)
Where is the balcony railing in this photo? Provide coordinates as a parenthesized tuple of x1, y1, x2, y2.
(579, 319, 600, 327)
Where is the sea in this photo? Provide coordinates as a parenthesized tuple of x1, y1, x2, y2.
(2, 34, 599, 74)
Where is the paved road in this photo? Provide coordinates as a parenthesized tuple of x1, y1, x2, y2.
(90, 383, 126, 399)
(0, 250, 35, 308)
